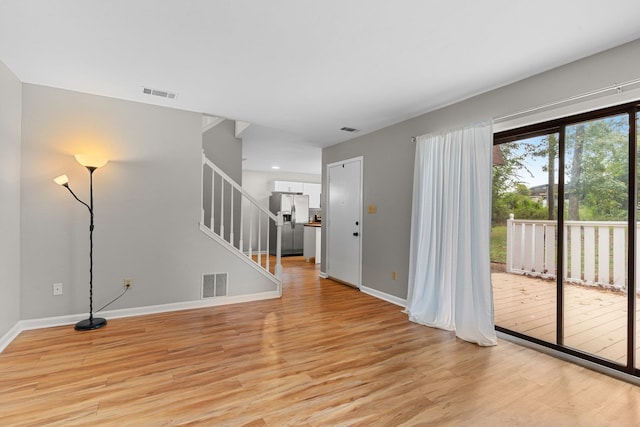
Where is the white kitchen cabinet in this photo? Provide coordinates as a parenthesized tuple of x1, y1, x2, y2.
(303, 183, 321, 208)
(303, 224, 321, 264)
(272, 180, 304, 193)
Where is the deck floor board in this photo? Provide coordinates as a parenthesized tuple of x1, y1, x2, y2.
(493, 271, 640, 364)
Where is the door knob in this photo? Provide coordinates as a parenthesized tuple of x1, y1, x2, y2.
(353, 232, 359, 236)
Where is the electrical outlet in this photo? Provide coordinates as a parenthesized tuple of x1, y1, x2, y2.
(53, 282, 63, 296)
(123, 278, 132, 289)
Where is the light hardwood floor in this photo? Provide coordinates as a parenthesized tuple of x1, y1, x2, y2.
(2, 257, 640, 426)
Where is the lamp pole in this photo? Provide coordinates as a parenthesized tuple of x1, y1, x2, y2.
(76, 165, 106, 330)
(56, 161, 107, 331)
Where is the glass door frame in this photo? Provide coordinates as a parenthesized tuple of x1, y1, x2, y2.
(493, 101, 638, 376)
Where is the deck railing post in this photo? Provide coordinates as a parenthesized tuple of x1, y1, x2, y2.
(505, 213, 514, 273)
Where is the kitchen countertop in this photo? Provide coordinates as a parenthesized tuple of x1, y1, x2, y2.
(304, 222, 322, 227)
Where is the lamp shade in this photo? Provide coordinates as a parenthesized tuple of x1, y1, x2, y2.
(54, 174, 69, 186)
(75, 153, 108, 169)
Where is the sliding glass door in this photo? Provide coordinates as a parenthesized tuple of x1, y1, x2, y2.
(563, 114, 629, 364)
(492, 133, 558, 342)
(493, 102, 638, 376)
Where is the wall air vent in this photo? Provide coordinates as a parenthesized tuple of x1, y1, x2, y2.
(340, 127, 359, 133)
(142, 87, 177, 100)
(202, 272, 228, 299)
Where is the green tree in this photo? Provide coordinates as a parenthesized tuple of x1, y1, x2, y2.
(564, 116, 628, 221)
(492, 138, 553, 224)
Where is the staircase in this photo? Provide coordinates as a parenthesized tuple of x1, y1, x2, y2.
(200, 151, 283, 291)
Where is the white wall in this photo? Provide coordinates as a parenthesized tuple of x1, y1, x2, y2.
(20, 84, 276, 320)
(0, 61, 22, 337)
(323, 37, 640, 300)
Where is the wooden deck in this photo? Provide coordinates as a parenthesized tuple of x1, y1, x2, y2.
(493, 270, 640, 365)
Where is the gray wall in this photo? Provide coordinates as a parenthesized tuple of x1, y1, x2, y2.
(20, 84, 276, 320)
(203, 120, 242, 182)
(0, 61, 22, 336)
(322, 37, 640, 300)
(202, 120, 242, 245)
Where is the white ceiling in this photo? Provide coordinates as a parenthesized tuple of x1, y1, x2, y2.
(2, 1, 640, 174)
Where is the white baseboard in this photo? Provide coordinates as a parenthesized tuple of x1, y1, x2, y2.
(361, 285, 407, 308)
(0, 291, 280, 353)
(319, 271, 328, 279)
(0, 322, 22, 353)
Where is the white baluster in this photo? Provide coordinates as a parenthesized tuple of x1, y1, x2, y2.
(505, 214, 514, 273)
(518, 222, 525, 271)
(583, 225, 595, 283)
(249, 206, 254, 259)
(230, 186, 235, 247)
(613, 226, 625, 289)
(201, 151, 206, 226)
(220, 176, 225, 240)
(598, 226, 610, 285)
(239, 196, 244, 253)
(545, 224, 556, 276)
(533, 223, 544, 274)
(257, 210, 262, 267)
(210, 167, 215, 230)
(570, 225, 581, 281)
(266, 216, 270, 273)
(275, 212, 283, 281)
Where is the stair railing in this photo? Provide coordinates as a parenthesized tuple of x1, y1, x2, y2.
(201, 151, 282, 279)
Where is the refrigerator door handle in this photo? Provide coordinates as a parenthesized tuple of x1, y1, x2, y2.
(291, 203, 296, 228)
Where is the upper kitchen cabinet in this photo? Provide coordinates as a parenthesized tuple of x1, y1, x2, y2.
(303, 183, 321, 208)
(272, 180, 304, 193)
(271, 180, 321, 208)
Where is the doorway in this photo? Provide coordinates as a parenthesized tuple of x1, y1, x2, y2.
(326, 157, 363, 288)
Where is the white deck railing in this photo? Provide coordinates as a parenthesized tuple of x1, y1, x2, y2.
(506, 214, 633, 291)
(201, 152, 282, 280)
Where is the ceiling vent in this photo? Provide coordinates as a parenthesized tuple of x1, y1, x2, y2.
(142, 87, 177, 100)
(340, 126, 359, 133)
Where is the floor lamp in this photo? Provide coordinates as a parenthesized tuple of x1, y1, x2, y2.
(54, 154, 109, 331)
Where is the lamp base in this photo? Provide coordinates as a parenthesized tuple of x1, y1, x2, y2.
(74, 317, 107, 331)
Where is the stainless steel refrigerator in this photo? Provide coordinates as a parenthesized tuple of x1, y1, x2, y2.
(269, 192, 309, 256)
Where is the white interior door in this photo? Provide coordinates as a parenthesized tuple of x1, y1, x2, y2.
(327, 157, 362, 287)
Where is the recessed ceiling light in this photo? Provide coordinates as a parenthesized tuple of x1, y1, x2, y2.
(272, 166, 280, 170)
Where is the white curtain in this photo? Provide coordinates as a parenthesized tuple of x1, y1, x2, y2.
(406, 120, 497, 346)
